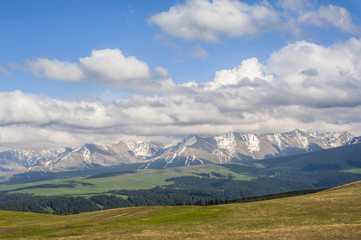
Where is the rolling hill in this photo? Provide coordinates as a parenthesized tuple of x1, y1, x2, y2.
(0, 180, 361, 239)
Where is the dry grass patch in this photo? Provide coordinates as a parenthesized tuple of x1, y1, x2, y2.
(1, 181, 361, 239)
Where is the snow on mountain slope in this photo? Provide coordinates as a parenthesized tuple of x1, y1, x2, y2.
(51, 140, 163, 170)
(122, 139, 162, 159)
(214, 132, 266, 161)
(344, 136, 361, 145)
(0, 149, 66, 172)
(215, 132, 237, 156)
(264, 129, 321, 157)
(0, 139, 163, 172)
(307, 130, 354, 148)
(152, 129, 354, 165)
(142, 135, 219, 168)
(0, 130, 355, 172)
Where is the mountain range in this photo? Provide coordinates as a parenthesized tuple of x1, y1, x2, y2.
(0, 129, 357, 174)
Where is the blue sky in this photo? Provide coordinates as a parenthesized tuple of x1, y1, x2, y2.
(1, 0, 361, 150)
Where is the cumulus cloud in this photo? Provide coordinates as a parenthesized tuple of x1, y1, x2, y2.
(295, 4, 359, 34)
(204, 57, 273, 90)
(26, 49, 157, 89)
(149, 0, 280, 41)
(149, 0, 359, 41)
(265, 38, 361, 107)
(79, 49, 151, 87)
(26, 58, 84, 81)
(3, 38, 361, 150)
(317, 5, 357, 33)
(0, 90, 119, 128)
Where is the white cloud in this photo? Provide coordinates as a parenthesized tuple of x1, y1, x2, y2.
(80, 49, 151, 87)
(26, 58, 84, 81)
(0, 125, 79, 151)
(149, 0, 280, 41)
(266, 38, 361, 107)
(26, 49, 155, 89)
(298, 5, 359, 34)
(3, 38, 361, 150)
(149, 0, 359, 41)
(205, 57, 273, 90)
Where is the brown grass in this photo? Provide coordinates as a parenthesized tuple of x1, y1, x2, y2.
(1, 181, 361, 239)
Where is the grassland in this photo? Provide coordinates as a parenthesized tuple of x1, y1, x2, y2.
(343, 168, 361, 174)
(0, 164, 253, 196)
(1, 180, 361, 239)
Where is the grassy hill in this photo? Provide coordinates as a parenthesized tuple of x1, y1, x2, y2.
(1, 180, 361, 239)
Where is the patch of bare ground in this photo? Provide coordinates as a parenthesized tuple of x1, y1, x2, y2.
(102, 207, 160, 220)
(0, 228, 12, 235)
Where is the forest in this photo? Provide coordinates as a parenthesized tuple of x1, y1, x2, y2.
(1, 168, 361, 214)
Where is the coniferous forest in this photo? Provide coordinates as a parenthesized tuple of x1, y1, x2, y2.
(1, 168, 360, 214)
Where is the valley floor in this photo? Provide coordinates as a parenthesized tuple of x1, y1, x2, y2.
(1, 180, 361, 239)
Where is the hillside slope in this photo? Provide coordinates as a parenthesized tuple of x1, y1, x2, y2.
(1, 181, 361, 239)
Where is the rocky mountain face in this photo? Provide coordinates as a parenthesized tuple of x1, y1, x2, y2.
(145, 129, 355, 168)
(345, 136, 361, 146)
(0, 130, 356, 172)
(56, 140, 162, 170)
(0, 149, 66, 172)
(0, 140, 162, 172)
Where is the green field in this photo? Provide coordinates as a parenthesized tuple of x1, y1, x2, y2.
(0, 164, 253, 196)
(343, 168, 361, 174)
(2, 143, 361, 197)
(0, 180, 361, 239)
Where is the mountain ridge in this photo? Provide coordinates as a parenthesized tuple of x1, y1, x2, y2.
(0, 129, 356, 173)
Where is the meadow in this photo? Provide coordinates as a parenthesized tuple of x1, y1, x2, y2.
(0, 180, 360, 239)
(0, 164, 253, 196)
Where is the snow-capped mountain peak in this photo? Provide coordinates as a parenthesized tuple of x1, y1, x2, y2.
(238, 133, 261, 153)
(214, 132, 236, 155)
(0, 129, 355, 172)
(121, 139, 161, 158)
(165, 135, 199, 154)
(307, 129, 354, 148)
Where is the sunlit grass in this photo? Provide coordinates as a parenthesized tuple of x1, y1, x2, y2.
(1, 180, 361, 239)
(0, 164, 252, 196)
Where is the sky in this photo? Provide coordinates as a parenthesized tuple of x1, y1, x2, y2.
(1, 0, 361, 150)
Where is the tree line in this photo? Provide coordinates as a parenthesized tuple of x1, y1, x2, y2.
(1, 169, 361, 214)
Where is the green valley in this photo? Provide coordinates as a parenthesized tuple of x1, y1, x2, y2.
(0, 164, 253, 196)
(1, 180, 361, 239)
(0, 143, 361, 215)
